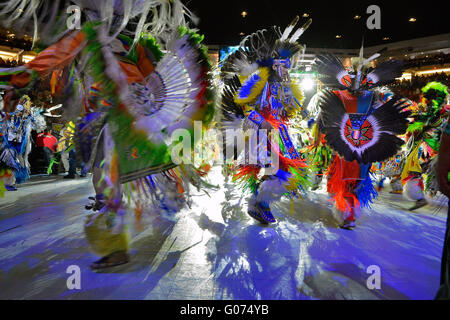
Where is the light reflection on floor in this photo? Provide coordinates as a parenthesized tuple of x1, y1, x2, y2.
(0, 168, 447, 299)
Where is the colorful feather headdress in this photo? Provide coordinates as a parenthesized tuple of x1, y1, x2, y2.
(314, 44, 404, 93)
(221, 17, 312, 79)
(421, 81, 448, 110)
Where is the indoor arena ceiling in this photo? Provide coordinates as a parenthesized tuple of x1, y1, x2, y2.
(186, 0, 450, 48)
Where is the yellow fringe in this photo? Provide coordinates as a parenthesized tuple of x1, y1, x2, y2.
(283, 80, 305, 118)
(290, 80, 305, 105)
(401, 144, 422, 183)
(84, 213, 129, 256)
(285, 175, 301, 192)
(0, 181, 5, 198)
(234, 67, 269, 105)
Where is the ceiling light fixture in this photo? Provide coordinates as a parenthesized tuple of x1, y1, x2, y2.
(409, 17, 416, 22)
(241, 11, 247, 18)
(335, 35, 342, 39)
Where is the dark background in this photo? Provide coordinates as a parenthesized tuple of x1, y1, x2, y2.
(186, 0, 450, 47)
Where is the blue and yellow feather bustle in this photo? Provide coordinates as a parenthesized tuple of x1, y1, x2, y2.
(234, 67, 269, 105)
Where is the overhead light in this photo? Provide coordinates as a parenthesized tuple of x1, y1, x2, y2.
(335, 35, 342, 39)
(409, 17, 416, 22)
(241, 11, 247, 18)
(302, 13, 309, 18)
(239, 32, 245, 36)
(382, 37, 390, 41)
(354, 15, 361, 20)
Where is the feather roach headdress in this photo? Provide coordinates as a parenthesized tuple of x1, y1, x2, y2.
(314, 44, 404, 93)
(221, 17, 312, 80)
(421, 81, 448, 110)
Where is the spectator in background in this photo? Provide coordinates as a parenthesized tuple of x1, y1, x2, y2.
(57, 125, 71, 173)
(390, 72, 450, 102)
(63, 121, 82, 179)
(435, 117, 450, 299)
(36, 129, 58, 173)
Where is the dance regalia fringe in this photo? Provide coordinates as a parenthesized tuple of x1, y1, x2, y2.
(230, 77, 311, 198)
(0, 8, 216, 219)
(219, 20, 314, 222)
(326, 155, 377, 215)
(316, 87, 410, 217)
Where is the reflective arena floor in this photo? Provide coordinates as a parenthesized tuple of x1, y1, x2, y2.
(0, 167, 447, 300)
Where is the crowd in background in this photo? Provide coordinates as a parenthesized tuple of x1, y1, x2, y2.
(404, 52, 450, 69)
(390, 72, 450, 102)
(0, 57, 20, 67)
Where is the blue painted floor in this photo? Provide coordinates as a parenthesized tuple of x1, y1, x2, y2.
(0, 168, 447, 299)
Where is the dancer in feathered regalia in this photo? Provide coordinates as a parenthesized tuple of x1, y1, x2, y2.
(306, 94, 333, 190)
(0, 95, 45, 192)
(220, 17, 312, 224)
(0, 0, 216, 268)
(384, 151, 406, 194)
(401, 82, 449, 210)
(312, 49, 411, 229)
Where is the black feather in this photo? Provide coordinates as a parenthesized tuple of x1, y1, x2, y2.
(317, 90, 409, 163)
(275, 40, 302, 59)
(364, 59, 404, 90)
(314, 54, 348, 90)
(221, 75, 244, 121)
(372, 96, 412, 134)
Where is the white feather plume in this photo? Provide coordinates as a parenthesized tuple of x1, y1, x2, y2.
(280, 16, 299, 41)
(289, 18, 312, 43)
